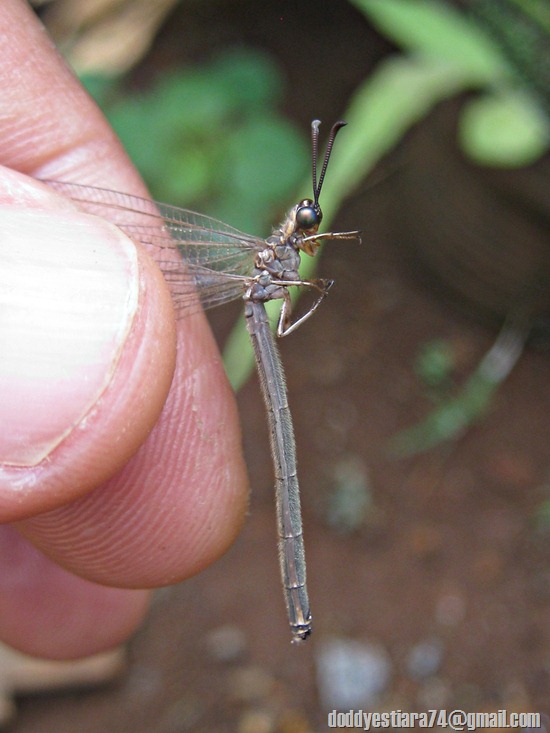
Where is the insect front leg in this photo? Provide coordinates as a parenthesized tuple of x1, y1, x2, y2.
(277, 279, 334, 337)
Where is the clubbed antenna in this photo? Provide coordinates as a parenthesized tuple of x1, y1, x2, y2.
(311, 119, 347, 207)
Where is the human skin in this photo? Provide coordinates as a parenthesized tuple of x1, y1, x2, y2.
(0, 0, 249, 659)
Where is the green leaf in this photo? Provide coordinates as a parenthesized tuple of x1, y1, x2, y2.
(79, 73, 121, 106)
(209, 48, 284, 108)
(350, 0, 509, 83)
(459, 89, 550, 166)
(215, 116, 308, 231)
(222, 316, 253, 392)
(391, 310, 528, 455)
(415, 339, 454, 388)
(390, 369, 498, 456)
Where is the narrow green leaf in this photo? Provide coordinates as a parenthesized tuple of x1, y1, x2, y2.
(350, 0, 509, 83)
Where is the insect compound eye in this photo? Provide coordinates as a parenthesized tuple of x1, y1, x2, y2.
(296, 200, 322, 231)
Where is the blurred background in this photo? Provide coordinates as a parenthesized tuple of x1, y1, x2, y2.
(7, 0, 550, 729)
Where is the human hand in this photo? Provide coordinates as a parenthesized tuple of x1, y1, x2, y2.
(0, 0, 248, 659)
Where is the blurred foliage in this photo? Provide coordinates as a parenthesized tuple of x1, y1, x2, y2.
(82, 48, 308, 234)
(460, 88, 548, 166)
(392, 347, 498, 456)
(35, 0, 179, 76)
(414, 339, 456, 394)
(392, 308, 529, 456)
(228, 1, 550, 396)
(352, 0, 549, 166)
(467, 0, 550, 119)
(345, 0, 549, 452)
(391, 338, 510, 455)
(82, 0, 549, 457)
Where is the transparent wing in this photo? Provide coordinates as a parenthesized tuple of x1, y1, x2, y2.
(42, 180, 264, 313)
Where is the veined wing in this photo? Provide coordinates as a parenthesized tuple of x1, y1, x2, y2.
(161, 260, 251, 312)
(42, 180, 264, 313)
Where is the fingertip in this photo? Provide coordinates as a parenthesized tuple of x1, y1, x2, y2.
(0, 198, 176, 519)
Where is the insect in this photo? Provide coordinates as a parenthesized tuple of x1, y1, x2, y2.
(44, 119, 359, 642)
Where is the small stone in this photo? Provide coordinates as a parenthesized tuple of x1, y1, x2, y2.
(205, 625, 248, 662)
(316, 637, 392, 709)
(406, 638, 444, 680)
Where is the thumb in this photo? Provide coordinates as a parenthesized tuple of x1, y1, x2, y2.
(0, 171, 176, 520)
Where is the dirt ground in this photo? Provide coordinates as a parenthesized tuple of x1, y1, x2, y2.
(9, 1, 550, 730)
